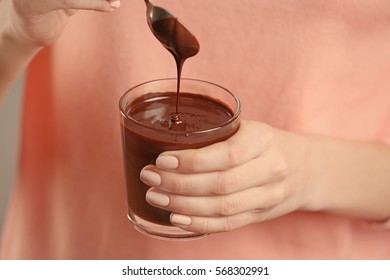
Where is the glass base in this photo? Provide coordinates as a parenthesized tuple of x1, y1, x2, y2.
(128, 214, 207, 240)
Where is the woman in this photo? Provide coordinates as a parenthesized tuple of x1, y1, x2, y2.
(1, 0, 390, 259)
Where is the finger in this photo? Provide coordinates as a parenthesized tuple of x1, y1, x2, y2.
(156, 120, 271, 173)
(145, 182, 286, 217)
(169, 210, 271, 234)
(21, 0, 120, 14)
(141, 148, 288, 195)
(58, 0, 121, 11)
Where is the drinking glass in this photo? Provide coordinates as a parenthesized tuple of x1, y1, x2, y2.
(119, 78, 241, 239)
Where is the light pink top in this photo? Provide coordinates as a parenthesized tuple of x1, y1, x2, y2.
(1, 0, 390, 259)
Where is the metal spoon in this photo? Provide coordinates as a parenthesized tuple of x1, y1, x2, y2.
(144, 0, 173, 22)
(143, 0, 199, 59)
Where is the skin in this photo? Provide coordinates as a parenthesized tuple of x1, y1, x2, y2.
(1, 0, 390, 238)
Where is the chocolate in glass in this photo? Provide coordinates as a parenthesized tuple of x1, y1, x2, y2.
(119, 78, 240, 239)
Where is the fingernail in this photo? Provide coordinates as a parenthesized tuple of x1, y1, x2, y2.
(140, 170, 161, 186)
(109, 0, 121, 8)
(146, 190, 170, 207)
(156, 155, 179, 170)
(171, 214, 192, 226)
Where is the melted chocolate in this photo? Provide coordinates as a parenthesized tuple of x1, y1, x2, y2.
(150, 17, 200, 114)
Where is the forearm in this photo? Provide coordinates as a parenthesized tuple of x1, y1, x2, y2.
(303, 134, 390, 221)
(0, 32, 40, 103)
(0, 2, 41, 103)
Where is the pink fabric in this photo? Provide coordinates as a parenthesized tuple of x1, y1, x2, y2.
(1, 0, 390, 259)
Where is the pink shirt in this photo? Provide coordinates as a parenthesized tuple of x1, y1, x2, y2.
(1, 0, 390, 259)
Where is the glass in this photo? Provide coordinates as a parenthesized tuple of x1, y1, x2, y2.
(119, 78, 241, 240)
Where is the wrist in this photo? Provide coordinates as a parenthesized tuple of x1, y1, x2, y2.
(296, 134, 329, 212)
(1, 4, 41, 52)
(274, 129, 327, 213)
(272, 129, 314, 212)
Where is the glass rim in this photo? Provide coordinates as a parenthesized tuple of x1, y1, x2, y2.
(119, 78, 241, 135)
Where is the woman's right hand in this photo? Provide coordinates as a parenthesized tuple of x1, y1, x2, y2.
(2, 0, 120, 48)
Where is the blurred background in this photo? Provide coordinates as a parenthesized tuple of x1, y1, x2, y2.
(0, 75, 24, 232)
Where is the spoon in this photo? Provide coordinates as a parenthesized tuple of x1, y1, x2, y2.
(144, 0, 200, 59)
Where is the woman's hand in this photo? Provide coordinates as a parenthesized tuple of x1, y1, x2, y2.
(3, 0, 120, 48)
(140, 120, 311, 234)
(0, 0, 120, 99)
(141, 119, 390, 234)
